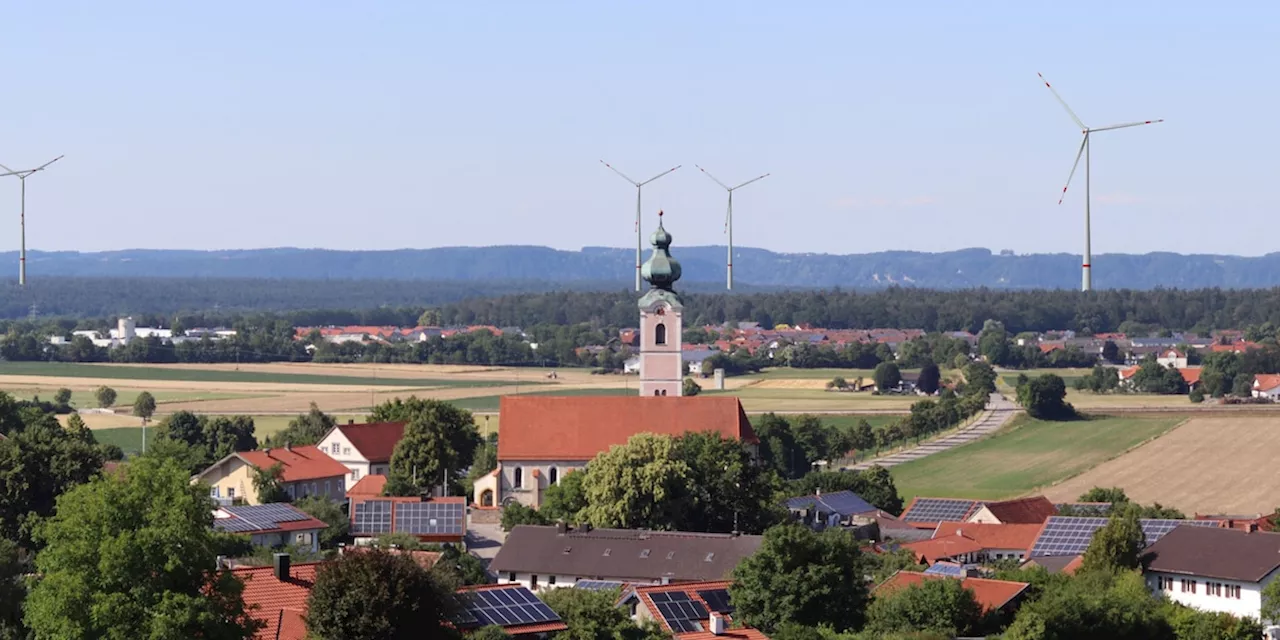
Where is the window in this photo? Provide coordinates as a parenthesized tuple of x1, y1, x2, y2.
(337, 479, 344, 492)
(655, 323, 667, 345)
(1159, 577, 1174, 591)
(514, 467, 524, 489)
(705, 553, 715, 562)
(549, 467, 558, 485)
(549, 575, 557, 586)
(331, 442, 340, 455)
(660, 389, 667, 396)
(286, 485, 295, 499)
(640, 549, 651, 558)
(311, 483, 317, 496)
(603, 549, 611, 557)
(1233, 585, 1242, 598)
(211, 486, 220, 498)
(343, 447, 351, 455)
(228, 487, 235, 499)
(353, 469, 361, 480)
(325, 480, 331, 496)
(654, 390, 661, 396)
(507, 572, 516, 582)
(531, 575, 539, 589)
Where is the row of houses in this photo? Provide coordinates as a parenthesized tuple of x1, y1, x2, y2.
(292, 324, 512, 346)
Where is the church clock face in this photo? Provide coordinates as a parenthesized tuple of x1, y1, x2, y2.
(655, 307, 665, 316)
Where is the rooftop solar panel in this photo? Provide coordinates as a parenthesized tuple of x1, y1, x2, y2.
(696, 589, 734, 614)
(229, 504, 312, 529)
(1029, 516, 1222, 557)
(352, 500, 392, 535)
(575, 580, 624, 591)
(213, 515, 261, 533)
(901, 498, 981, 523)
(923, 562, 966, 577)
(453, 586, 560, 629)
(393, 501, 464, 536)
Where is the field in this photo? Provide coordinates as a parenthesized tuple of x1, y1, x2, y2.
(1042, 416, 1280, 515)
(889, 414, 1185, 502)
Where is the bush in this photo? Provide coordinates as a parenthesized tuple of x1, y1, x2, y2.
(682, 378, 701, 396)
(1189, 388, 1205, 403)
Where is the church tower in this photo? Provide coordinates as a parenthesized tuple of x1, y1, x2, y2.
(638, 211, 684, 397)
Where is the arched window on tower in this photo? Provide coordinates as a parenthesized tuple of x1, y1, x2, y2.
(655, 323, 667, 345)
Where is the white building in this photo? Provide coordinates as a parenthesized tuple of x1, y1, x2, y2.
(1254, 375, 1280, 400)
(316, 421, 404, 487)
(1143, 525, 1280, 633)
(1156, 348, 1189, 369)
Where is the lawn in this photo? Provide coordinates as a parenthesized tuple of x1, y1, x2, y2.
(889, 413, 1185, 502)
(750, 413, 904, 430)
(0, 362, 540, 388)
(92, 413, 366, 456)
(708, 387, 919, 412)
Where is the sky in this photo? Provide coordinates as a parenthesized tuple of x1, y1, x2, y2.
(2, 2, 1278, 256)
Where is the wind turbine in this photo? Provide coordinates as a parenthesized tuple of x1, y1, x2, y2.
(1039, 73, 1161, 292)
(696, 165, 769, 290)
(0, 156, 63, 287)
(600, 161, 681, 291)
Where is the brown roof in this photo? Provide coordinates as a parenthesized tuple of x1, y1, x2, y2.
(1144, 526, 1280, 582)
(345, 474, 387, 498)
(331, 422, 405, 463)
(1022, 554, 1082, 575)
(900, 535, 985, 565)
(933, 523, 1044, 551)
(498, 396, 758, 461)
(233, 562, 321, 640)
(1256, 374, 1280, 392)
(233, 446, 350, 483)
(489, 525, 762, 583)
(977, 497, 1058, 525)
(874, 571, 1030, 613)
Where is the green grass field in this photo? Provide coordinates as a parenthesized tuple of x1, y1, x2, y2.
(5, 388, 261, 407)
(745, 368, 882, 380)
(890, 413, 1185, 502)
(95, 413, 365, 455)
(452, 388, 633, 412)
(0, 362, 538, 388)
(750, 413, 904, 430)
(708, 387, 920, 411)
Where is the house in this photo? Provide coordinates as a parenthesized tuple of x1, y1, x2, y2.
(232, 555, 319, 640)
(316, 421, 406, 487)
(1157, 348, 1189, 369)
(900, 523, 1042, 565)
(1144, 526, 1280, 626)
(454, 584, 568, 638)
(966, 496, 1058, 525)
(348, 496, 467, 546)
(1021, 555, 1083, 575)
(211, 504, 328, 553)
(473, 396, 758, 508)
(345, 473, 387, 500)
(1026, 516, 1225, 559)
(625, 580, 768, 638)
(489, 524, 762, 592)
(874, 571, 1030, 616)
(683, 349, 722, 376)
(784, 490, 876, 529)
(1254, 375, 1280, 400)
(1195, 514, 1276, 533)
(196, 445, 349, 505)
(899, 497, 983, 529)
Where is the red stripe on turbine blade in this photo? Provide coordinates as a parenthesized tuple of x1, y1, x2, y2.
(1082, 264, 1091, 268)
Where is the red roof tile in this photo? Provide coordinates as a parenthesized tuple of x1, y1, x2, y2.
(874, 571, 1030, 612)
(234, 562, 321, 640)
(1255, 374, 1280, 392)
(1179, 367, 1202, 385)
(236, 446, 349, 483)
(900, 535, 985, 564)
(932, 523, 1043, 551)
(634, 581, 761, 638)
(345, 474, 387, 498)
(333, 422, 406, 463)
(976, 496, 1058, 524)
(498, 396, 758, 461)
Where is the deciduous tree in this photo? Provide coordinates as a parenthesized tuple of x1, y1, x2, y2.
(917, 362, 942, 395)
(0, 420, 104, 548)
(865, 577, 985, 637)
(294, 495, 349, 548)
(541, 587, 670, 640)
(1081, 509, 1146, 572)
(253, 462, 291, 504)
(263, 402, 336, 447)
(731, 524, 869, 633)
(874, 362, 902, 392)
(132, 390, 156, 424)
(306, 548, 460, 640)
(380, 399, 481, 497)
(93, 385, 116, 408)
(579, 433, 694, 530)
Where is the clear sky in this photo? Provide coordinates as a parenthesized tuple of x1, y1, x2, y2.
(2, 2, 1277, 256)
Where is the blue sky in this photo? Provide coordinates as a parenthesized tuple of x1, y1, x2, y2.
(2, 3, 1277, 256)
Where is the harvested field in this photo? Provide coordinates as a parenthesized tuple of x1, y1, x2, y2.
(1042, 416, 1280, 514)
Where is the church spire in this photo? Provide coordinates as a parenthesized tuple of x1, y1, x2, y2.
(640, 210, 682, 293)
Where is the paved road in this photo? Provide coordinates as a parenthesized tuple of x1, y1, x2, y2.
(847, 393, 1018, 471)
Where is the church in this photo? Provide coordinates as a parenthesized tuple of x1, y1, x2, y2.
(472, 212, 758, 509)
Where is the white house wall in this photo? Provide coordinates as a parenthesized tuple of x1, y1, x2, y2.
(317, 429, 374, 487)
(498, 460, 589, 507)
(1147, 569, 1276, 623)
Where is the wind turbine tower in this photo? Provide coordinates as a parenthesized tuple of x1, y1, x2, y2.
(1039, 73, 1161, 291)
(0, 156, 63, 287)
(600, 161, 681, 291)
(696, 165, 769, 290)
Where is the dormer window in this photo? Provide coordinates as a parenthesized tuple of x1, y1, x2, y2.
(640, 549, 651, 558)
(603, 548, 611, 557)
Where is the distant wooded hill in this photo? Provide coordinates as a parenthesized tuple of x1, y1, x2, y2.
(6, 246, 1280, 289)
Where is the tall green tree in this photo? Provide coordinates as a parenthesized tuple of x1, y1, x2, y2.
(1261, 578, 1280, 625)
(132, 390, 156, 424)
(731, 524, 869, 633)
(293, 495, 349, 549)
(673, 431, 785, 534)
(1004, 570, 1171, 640)
(24, 456, 261, 639)
(93, 386, 116, 409)
(0, 538, 27, 640)
(541, 469, 587, 522)
(53, 388, 73, 407)
(541, 587, 670, 640)
(379, 398, 481, 497)
(1165, 605, 1262, 640)
(305, 548, 460, 640)
(0, 421, 105, 548)
(873, 362, 902, 392)
(1017, 374, 1075, 420)
(253, 463, 291, 504)
(579, 433, 694, 529)
(865, 578, 986, 638)
(917, 361, 942, 395)
(963, 361, 997, 396)
(1081, 508, 1147, 573)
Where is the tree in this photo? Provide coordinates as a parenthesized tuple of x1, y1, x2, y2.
(1189, 387, 1205, 403)
(865, 577, 985, 637)
(754, 413, 810, 480)
(1261, 578, 1280, 627)
(53, 387, 73, 407)
(429, 543, 491, 588)
(1081, 508, 1147, 573)
(1016, 374, 1076, 420)
(0, 538, 28, 640)
(23, 455, 261, 639)
(731, 524, 869, 633)
(0, 420, 105, 549)
(682, 377, 702, 396)
(673, 431, 785, 534)
(1102, 340, 1121, 364)
(851, 420, 875, 459)
(264, 402, 336, 447)
(873, 362, 902, 392)
(917, 362, 942, 395)
(541, 586, 670, 640)
(1004, 569, 1171, 640)
(541, 469, 588, 522)
(253, 462, 291, 504)
(1079, 486, 1129, 504)
(1166, 605, 1262, 640)
(501, 502, 551, 531)
(132, 390, 156, 424)
(962, 361, 997, 396)
(294, 495, 349, 548)
(381, 399, 481, 497)
(469, 627, 511, 640)
(305, 548, 460, 640)
(579, 433, 694, 530)
(866, 547, 926, 584)
(93, 385, 116, 408)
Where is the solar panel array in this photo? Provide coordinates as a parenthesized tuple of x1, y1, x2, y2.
(696, 588, 734, 614)
(454, 587, 561, 629)
(392, 502, 465, 536)
(1029, 516, 1223, 557)
(213, 504, 313, 533)
(651, 591, 709, 633)
(575, 580, 625, 591)
(901, 498, 980, 523)
(785, 491, 875, 516)
(352, 500, 392, 535)
(924, 562, 966, 578)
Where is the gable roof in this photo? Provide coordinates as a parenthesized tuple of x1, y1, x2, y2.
(345, 474, 387, 498)
(899, 497, 982, 526)
(784, 490, 876, 517)
(899, 536, 985, 565)
(874, 571, 1030, 613)
(1255, 374, 1280, 392)
(454, 583, 568, 636)
(498, 396, 758, 461)
(630, 580, 768, 638)
(212, 504, 328, 536)
(1144, 526, 1280, 582)
(1023, 554, 1083, 575)
(490, 525, 762, 583)
(329, 422, 406, 463)
(233, 562, 321, 640)
(933, 523, 1044, 551)
(974, 496, 1058, 524)
(208, 446, 349, 483)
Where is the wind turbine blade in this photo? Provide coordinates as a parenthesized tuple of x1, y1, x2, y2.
(696, 165, 731, 190)
(638, 165, 681, 187)
(33, 155, 64, 171)
(1090, 119, 1164, 133)
(0, 170, 21, 178)
(0, 162, 14, 174)
(732, 173, 770, 190)
(600, 160, 638, 185)
(1038, 72, 1087, 130)
(1058, 135, 1088, 205)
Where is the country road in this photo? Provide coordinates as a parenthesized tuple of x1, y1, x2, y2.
(848, 393, 1019, 471)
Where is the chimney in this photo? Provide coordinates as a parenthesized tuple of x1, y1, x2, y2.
(285, 440, 292, 452)
(709, 613, 726, 635)
(273, 553, 291, 581)
(348, 419, 355, 424)
(815, 488, 821, 497)
(216, 555, 228, 570)
(556, 521, 568, 535)
(263, 448, 271, 457)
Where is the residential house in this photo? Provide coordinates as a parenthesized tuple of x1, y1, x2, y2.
(454, 584, 569, 638)
(966, 496, 1058, 525)
(348, 496, 467, 546)
(1157, 349, 1189, 369)
(316, 421, 405, 487)
(473, 396, 758, 508)
(1021, 555, 1084, 575)
(211, 504, 328, 553)
(196, 444, 349, 505)
(1144, 526, 1280, 627)
(625, 581, 768, 638)
(874, 571, 1030, 617)
(345, 473, 387, 500)
(784, 490, 876, 529)
(1195, 514, 1276, 532)
(489, 524, 762, 592)
(1254, 375, 1280, 400)
(900, 523, 1042, 565)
